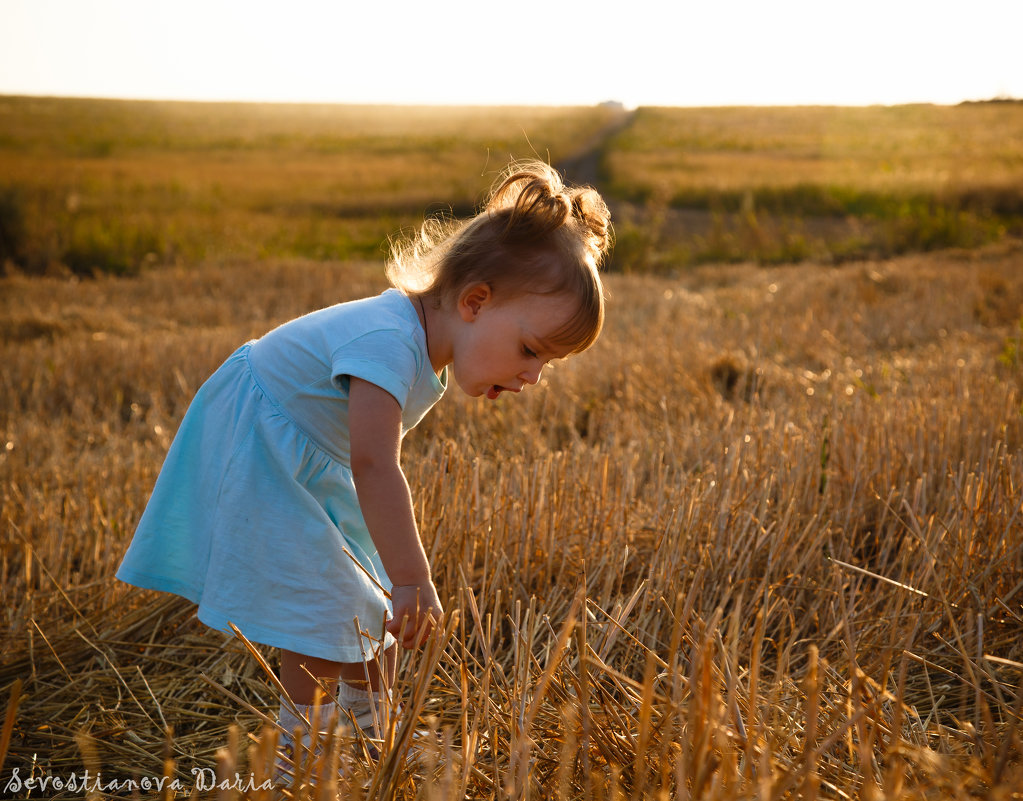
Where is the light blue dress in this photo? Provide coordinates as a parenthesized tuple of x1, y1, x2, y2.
(116, 289, 446, 662)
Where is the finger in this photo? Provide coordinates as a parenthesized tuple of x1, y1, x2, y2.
(387, 613, 411, 645)
(398, 618, 422, 650)
(415, 614, 435, 647)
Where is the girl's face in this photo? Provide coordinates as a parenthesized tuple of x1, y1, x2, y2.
(450, 286, 579, 400)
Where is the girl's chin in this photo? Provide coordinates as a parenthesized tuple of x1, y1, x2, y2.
(453, 379, 493, 399)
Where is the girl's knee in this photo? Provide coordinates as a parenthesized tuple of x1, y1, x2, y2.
(279, 650, 345, 704)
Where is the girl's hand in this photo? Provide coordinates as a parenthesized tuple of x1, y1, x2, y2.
(387, 580, 443, 648)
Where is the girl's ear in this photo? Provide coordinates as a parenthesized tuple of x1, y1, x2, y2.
(458, 283, 491, 322)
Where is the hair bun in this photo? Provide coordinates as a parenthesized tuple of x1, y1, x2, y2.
(570, 188, 611, 262)
(486, 161, 611, 264)
(488, 163, 570, 242)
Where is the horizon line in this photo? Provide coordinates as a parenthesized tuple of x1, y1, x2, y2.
(3, 90, 1021, 111)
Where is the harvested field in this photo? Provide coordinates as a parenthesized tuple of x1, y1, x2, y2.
(3, 239, 1023, 798)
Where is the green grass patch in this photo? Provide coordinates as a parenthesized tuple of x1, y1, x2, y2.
(604, 103, 1023, 268)
(0, 97, 620, 275)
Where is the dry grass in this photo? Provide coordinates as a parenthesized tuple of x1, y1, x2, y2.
(2, 238, 1022, 798)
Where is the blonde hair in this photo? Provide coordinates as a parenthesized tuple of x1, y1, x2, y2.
(387, 161, 611, 354)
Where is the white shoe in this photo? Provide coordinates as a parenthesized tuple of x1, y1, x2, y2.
(272, 701, 349, 787)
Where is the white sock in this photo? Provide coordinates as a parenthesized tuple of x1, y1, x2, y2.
(336, 681, 388, 734)
(274, 702, 313, 783)
(278, 702, 310, 735)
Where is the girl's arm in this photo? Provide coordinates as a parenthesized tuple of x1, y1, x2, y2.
(347, 376, 443, 648)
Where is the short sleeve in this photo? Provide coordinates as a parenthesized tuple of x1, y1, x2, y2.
(331, 330, 420, 409)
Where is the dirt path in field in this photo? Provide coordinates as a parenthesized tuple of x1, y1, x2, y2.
(556, 108, 636, 190)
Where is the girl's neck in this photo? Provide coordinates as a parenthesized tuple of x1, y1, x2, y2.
(414, 294, 449, 375)
(416, 294, 429, 347)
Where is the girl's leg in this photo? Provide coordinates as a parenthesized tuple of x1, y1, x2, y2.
(279, 645, 397, 702)
(337, 644, 397, 692)
(279, 650, 344, 704)
(333, 646, 399, 747)
(275, 646, 400, 776)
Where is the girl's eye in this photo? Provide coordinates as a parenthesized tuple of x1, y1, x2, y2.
(523, 346, 537, 359)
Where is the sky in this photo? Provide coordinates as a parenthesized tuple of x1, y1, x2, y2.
(1, 0, 1021, 108)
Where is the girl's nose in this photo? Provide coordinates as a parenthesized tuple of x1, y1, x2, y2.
(521, 364, 543, 385)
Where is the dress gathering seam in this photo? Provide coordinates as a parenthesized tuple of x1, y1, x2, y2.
(243, 344, 350, 467)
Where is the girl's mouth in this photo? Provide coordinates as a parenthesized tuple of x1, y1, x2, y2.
(486, 384, 519, 400)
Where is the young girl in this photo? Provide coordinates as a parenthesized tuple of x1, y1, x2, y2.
(116, 160, 611, 775)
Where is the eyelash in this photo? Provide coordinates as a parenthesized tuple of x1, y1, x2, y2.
(524, 345, 555, 369)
